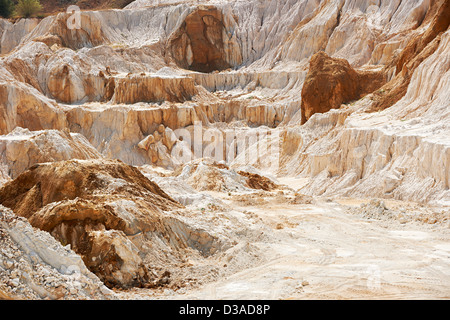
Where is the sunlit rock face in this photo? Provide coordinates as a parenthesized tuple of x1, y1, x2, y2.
(168, 6, 232, 73)
(0, 0, 449, 297)
(113, 73, 197, 104)
(0, 0, 447, 202)
(0, 159, 188, 289)
(0, 127, 101, 180)
(300, 51, 386, 124)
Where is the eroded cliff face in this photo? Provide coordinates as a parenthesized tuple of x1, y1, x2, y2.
(0, 77, 67, 135)
(0, 0, 449, 295)
(0, 0, 447, 197)
(0, 159, 230, 289)
(371, 0, 450, 112)
(113, 73, 197, 104)
(168, 6, 233, 73)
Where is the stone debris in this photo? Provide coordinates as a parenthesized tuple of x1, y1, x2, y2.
(0, 0, 448, 300)
(0, 206, 115, 300)
(346, 199, 450, 226)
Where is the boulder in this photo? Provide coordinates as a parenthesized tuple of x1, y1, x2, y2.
(300, 51, 386, 124)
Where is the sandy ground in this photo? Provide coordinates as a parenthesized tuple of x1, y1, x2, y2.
(175, 206, 449, 299)
(115, 181, 450, 300)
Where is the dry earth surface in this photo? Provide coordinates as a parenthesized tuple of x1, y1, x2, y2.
(116, 181, 450, 300)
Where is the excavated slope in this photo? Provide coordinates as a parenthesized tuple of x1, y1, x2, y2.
(0, 0, 448, 296)
(0, 160, 227, 289)
(0, 206, 116, 299)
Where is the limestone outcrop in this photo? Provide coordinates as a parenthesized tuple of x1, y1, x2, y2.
(0, 127, 101, 180)
(0, 0, 447, 201)
(370, 0, 450, 111)
(113, 73, 197, 104)
(0, 79, 67, 135)
(0, 159, 231, 288)
(45, 60, 115, 104)
(274, 24, 450, 205)
(0, 19, 39, 55)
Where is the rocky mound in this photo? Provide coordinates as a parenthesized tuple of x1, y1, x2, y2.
(0, 159, 194, 289)
(301, 51, 386, 124)
(0, 159, 178, 217)
(346, 199, 450, 225)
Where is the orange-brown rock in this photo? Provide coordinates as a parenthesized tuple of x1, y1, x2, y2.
(0, 159, 181, 288)
(33, 34, 63, 48)
(46, 63, 115, 104)
(47, 12, 106, 50)
(395, 0, 450, 76)
(237, 171, 278, 191)
(0, 81, 67, 135)
(300, 51, 386, 124)
(0, 127, 101, 179)
(113, 73, 197, 104)
(168, 6, 231, 73)
(3, 58, 42, 92)
(0, 159, 178, 219)
(371, 0, 450, 111)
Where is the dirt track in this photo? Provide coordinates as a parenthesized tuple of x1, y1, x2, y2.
(116, 177, 450, 300)
(172, 202, 450, 299)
